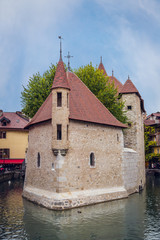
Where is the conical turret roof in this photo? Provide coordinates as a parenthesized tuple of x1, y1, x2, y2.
(51, 60, 70, 90)
(119, 78, 139, 95)
(98, 61, 108, 76)
(119, 77, 145, 112)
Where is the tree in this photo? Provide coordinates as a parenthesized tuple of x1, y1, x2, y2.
(21, 62, 127, 123)
(74, 63, 127, 123)
(21, 64, 57, 118)
(144, 125, 159, 162)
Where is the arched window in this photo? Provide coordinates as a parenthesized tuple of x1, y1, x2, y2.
(90, 152, 95, 167)
(37, 152, 40, 168)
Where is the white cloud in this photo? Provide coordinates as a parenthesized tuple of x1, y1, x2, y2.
(0, 0, 82, 110)
(95, 0, 160, 114)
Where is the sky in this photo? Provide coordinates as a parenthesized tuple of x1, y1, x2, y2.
(0, 0, 160, 115)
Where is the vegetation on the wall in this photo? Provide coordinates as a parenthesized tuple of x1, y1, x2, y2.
(144, 125, 160, 162)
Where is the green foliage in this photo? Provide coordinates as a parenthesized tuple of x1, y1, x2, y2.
(21, 62, 127, 123)
(21, 64, 57, 118)
(144, 125, 159, 161)
(74, 63, 128, 123)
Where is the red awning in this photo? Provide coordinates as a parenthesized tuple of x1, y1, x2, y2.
(0, 159, 24, 164)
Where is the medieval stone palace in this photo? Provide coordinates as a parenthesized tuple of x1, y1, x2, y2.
(23, 52, 145, 210)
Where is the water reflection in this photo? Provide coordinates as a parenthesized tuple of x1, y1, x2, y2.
(23, 190, 145, 240)
(0, 180, 27, 239)
(144, 176, 160, 240)
(0, 177, 160, 240)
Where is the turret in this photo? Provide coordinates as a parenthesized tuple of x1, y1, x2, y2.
(119, 76, 146, 187)
(119, 76, 145, 150)
(51, 41, 70, 156)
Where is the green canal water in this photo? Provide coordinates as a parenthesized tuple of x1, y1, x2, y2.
(0, 176, 160, 240)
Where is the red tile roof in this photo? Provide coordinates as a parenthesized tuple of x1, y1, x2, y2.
(98, 62, 123, 93)
(98, 62, 108, 76)
(67, 72, 126, 128)
(51, 60, 70, 90)
(25, 70, 126, 129)
(108, 76, 123, 92)
(25, 93, 52, 128)
(119, 79, 139, 95)
(119, 78, 145, 113)
(0, 112, 29, 130)
(147, 112, 160, 119)
(144, 119, 156, 126)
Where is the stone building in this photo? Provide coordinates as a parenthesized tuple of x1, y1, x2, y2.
(23, 55, 145, 210)
(144, 112, 160, 167)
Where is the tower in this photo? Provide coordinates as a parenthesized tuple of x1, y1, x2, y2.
(51, 60, 70, 157)
(119, 77, 146, 187)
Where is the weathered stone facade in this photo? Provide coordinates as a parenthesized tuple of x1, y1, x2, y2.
(23, 59, 145, 210)
(121, 93, 145, 189)
(23, 120, 129, 209)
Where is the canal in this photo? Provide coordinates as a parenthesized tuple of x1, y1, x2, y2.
(0, 176, 160, 240)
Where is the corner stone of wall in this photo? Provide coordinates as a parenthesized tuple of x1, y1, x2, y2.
(23, 186, 128, 210)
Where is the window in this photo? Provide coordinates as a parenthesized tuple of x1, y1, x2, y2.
(52, 163, 55, 170)
(128, 123, 132, 127)
(57, 92, 62, 107)
(2, 122, 7, 126)
(0, 131, 6, 139)
(90, 152, 95, 167)
(57, 124, 62, 140)
(157, 149, 159, 154)
(0, 149, 10, 158)
(127, 105, 132, 110)
(37, 152, 40, 168)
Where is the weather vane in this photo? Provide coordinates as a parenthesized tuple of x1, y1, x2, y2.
(65, 51, 73, 71)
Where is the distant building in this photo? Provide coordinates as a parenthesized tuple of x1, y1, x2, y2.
(0, 110, 29, 169)
(144, 112, 160, 167)
(23, 53, 145, 210)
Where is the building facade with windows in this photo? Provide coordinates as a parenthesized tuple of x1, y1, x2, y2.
(144, 112, 160, 167)
(23, 55, 145, 210)
(0, 111, 29, 168)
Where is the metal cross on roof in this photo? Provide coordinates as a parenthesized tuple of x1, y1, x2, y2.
(65, 51, 73, 71)
(58, 36, 63, 61)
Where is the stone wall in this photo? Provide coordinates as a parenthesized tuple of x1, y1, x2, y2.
(122, 148, 138, 194)
(121, 93, 145, 188)
(24, 120, 59, 192)
(23, 119, 129, 209)
(57, 120, 125, 193)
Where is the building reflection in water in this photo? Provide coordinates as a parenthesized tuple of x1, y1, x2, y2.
(23, 190, 145, 240)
